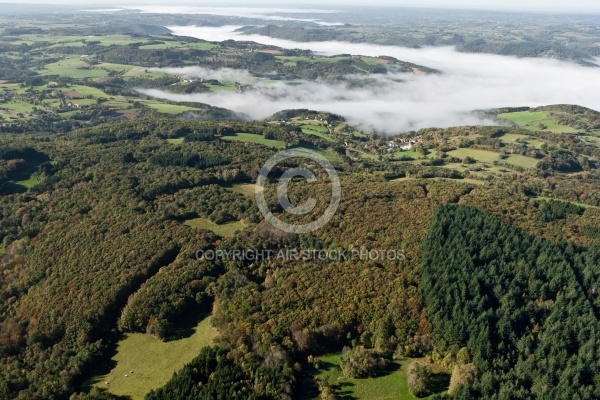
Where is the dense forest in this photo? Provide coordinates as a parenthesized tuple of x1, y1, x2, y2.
(0, 115, 597, 398)
(421, 205, 600, 399)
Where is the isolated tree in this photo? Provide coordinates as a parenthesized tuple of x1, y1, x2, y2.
(407, 362, 432, 397)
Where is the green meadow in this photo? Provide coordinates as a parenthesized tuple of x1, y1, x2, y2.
(295, 143, 343, 164)
(145, 102, 200, 115)
(166, 137, 185, 145)
(227, 183, 258, 197)
(499, 111, 576, 133)
(13, 174, 39, 189)
(91, 314, 216, 400)
(41, 58, 110, 79)
(222, 132, 287, 149)
(500, 133, 545, 148)
(504, 154, 540, 169)
(390, 150, 422, 160)
(184, 218, 246, 237)
(394, 176, 485, 186)
(448, 148, 501, 163)
(0, 100, 36, 114)
(68, 84, 107, 97)
(303, 353, 449, 400)
(301, 124, 335, 142)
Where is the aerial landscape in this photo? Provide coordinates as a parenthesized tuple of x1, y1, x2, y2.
(1, 1, 600, 399)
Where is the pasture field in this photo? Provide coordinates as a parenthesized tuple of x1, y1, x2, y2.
(275, 55, 354, 65)
(93, 35, 137, 46)
(500, 133, 545, 148)
(390, 150, 421, 160)
(358, 151, 378, 160)
(139, 41, 218, 50)
(0, 100, 36, 114)
(360, 56, 384, 65)
(303, 353, 449, 400)
(228, 183, 258, 197)
(440, 162, 511, 178)
(0, 83, 22, 91)
(529, 196, 600, 210)
(222, 132, 287, 149)
(166, 137, 185, 145)
(393, 177, 485, 186)
(499, 111, 576, 133)
(294, 143, 343, 164)
(41, 58, 109, 79)
(95, 62, 134, 72)
(144, 102, 200, 115)
(184, 218, 246, 237)
(500, 133, 528, 144)
(47, 40, 86, 48)
(301, 124, 335, 142)
(68, 84, 107, 97)
(503, 154, 540, 169)
(448, 148, 501, 163)
(91, 314, 216, 400)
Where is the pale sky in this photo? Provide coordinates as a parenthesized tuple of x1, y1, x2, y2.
(0, 1, 599, 13)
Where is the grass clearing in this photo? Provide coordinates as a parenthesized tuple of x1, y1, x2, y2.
(166, 137, 185, 145)
(145, 102, 200, 115)
(499, 111, 576, 133)
(41, 58, 109, 79)
(296, 144, 343, 164)
(393, 177, 484, 186)
(96, 62, 135, 72)
(360, 56, 382, 65)
(184, 218, 245, 237)
(13, 173, 39, 189)
(504, 154, 540, 169)
(301, 124, 335, 142)
(227, 183, 258, 197)
(390, 150, 422, 160)
(528, 196, 600, 210)
(357, 151, 378, 160)
(500, 133, 545, 148)
(140, 41, 218, 50)
(222, 132, 287, 149)
(276, 55, 351, 64)
(69, 85, 107, 97)
(0, 100, 36, 114)
(91, 313, 216, 400)
(448, 148, 501, 163)
(303, 353, 449, 400)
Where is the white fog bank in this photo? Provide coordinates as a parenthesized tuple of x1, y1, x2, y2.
(139, 25, 600, 132)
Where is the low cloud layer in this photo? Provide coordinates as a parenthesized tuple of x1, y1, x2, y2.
(139, 25, 600, 133)
(85, 6, 345, 26)
(139, 72, 498, 132)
